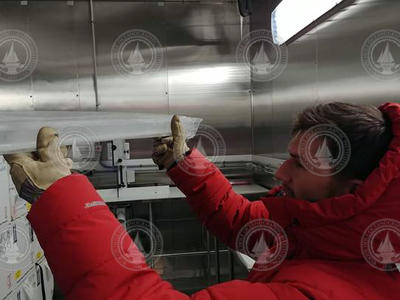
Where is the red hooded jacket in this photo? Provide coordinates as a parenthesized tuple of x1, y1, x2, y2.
(27, 102, 400, 299)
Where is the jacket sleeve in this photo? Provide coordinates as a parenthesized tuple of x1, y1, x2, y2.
(26, 174, 300, 300)
(167, 149, 285, 250)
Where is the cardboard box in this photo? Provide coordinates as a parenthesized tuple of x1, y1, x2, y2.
(0, 156, 10, 225)
(12, 219, 35, 286)
(0, 219, 34, 288)
(8, 186, 28, 221)
(30, 230, 44, 264)
(0, 266, 14, 299)
(5, 265, 43, 300)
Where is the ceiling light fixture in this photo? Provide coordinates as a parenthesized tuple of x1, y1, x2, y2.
(271, 0, 353, 45)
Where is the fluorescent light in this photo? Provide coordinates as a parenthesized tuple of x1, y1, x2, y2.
(272, 0, 345, 45)
(170, 66, 232, 85)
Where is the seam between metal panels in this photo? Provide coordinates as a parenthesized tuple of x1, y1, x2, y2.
(89, 0, 100, 111)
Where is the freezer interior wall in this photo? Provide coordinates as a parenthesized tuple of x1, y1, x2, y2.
(253, 0, 400, 158)
(1, 0, 398, 160)
(0, 0, 252, 158)
(1, 0, 400, 297)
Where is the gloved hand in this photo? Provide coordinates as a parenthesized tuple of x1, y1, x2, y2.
(4, 127, 73, 204)
(152, 115, 190, 170)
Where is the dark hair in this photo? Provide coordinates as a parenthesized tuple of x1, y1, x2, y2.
(292, 102, 392, 180)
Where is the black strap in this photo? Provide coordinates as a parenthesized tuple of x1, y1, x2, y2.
(36, 262, 47, 300)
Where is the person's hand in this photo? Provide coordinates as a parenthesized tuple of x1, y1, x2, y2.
(4, 127, 73, 204)
(152, 115, 190, 170)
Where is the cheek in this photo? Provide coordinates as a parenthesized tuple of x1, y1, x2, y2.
(291, 172, 312, 196)
(294, 174, 332, 200)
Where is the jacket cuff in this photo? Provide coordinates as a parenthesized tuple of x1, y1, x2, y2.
(166, 149, 192, 171)
(167, 148, 218, 191)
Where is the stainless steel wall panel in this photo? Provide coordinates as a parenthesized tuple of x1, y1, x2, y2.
(97, 74, 169, 112)
(169, 92, 250, 127)
(315, 0, 400, 106)
(0, 2, 34, 110)
(169, 91, 251, 155)
(0, 83, 32, 110)
(253, 36, 318, 156)
(165, 3, 251, 155)
(166, 3, 250, 94)
(29, 0, 95, 110)
(253, 0, 400, 157)
(316, 33, 400, 106)
(91, 1, 251, 155)
(0, 1, 96, 111)
(165, 2, 240, 28)
(0, 1, 251, 156)
(252, 85, 274, 155)
(167, 63, 249, 95)
(93, 2, 169, 113)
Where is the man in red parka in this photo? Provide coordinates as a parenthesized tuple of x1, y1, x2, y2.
(4, 102, 400, 299)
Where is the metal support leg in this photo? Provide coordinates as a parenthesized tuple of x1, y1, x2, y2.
(149, 201, 154, 268)
(206, 229, 211, 279)
(228, 249, 234, 280)
(214, 236, 221, 283)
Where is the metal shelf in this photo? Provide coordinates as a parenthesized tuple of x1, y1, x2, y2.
(99, 184, 268, 203)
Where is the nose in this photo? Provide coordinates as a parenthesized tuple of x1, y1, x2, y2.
(274, 160, 291, 184)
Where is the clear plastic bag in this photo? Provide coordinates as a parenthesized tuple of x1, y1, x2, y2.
(0, 111, 202, 154)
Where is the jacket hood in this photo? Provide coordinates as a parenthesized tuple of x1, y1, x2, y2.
(270, 102, 400, 228)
